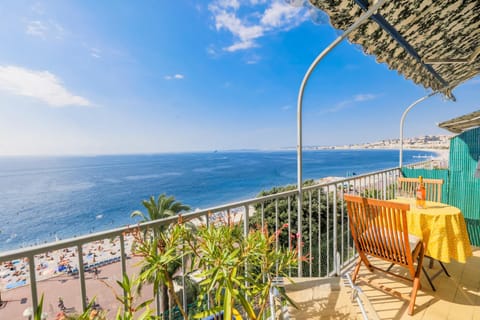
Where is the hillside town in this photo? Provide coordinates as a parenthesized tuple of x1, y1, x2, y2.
(312, 135, 451, 150)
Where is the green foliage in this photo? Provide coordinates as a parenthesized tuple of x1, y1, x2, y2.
(132, 223, 190, 319)
(250, 180, 352, 276)
(252, 182, 344, 253)
(113, 274, 156, 320)
(130, 194, 192, 318)
(360, 183, 396, 200)
(131, 194, 191, 238)
(186, 223, 298, 319)
(60, 297, 107, 320)
(34, 294, 44, 320)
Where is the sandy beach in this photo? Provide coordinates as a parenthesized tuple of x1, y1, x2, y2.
(0, 210, 251, 319)
(0, 253, 150, 319)
(0, 235, 136, 289)
(0, 234, 141, 318)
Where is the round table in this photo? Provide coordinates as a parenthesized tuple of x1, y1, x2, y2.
(394, 197, 472, 263)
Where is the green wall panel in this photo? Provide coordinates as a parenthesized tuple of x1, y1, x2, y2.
(448, 127, 480, 246)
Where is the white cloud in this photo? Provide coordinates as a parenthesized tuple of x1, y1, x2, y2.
(261, 2, 304, 28)
(213, 10, 264, 51)
(206, 45, 219, 57)
(31, 3, 46, 15)
(25, 19, 66, 39)
(246, 54, 261, 64)
(90, 48, 101, 59)
(209, 0, 309, 52)
(321, 93, 379, 114)
(164, 74, 185, 80)
(226, 40, 257, 52)
(0, 65, 91, 107)
(26, 20, 48, 37)
(216, 0, 240, 10)
(353, 94, 376, 102)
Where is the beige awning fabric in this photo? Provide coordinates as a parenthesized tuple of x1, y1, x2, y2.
(438, 110, 480, 133)
(309, 0, 480, 97)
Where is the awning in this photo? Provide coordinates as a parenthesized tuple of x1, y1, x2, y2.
(438, 110, 480, 133)
(309, 0, 480, 97)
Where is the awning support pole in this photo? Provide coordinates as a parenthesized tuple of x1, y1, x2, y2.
(399, 92, 439, 168)
(296, 0, 387, 277)
(399, 82, 458, 168)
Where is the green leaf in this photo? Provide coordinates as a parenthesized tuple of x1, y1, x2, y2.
(237, 290, 257, 319)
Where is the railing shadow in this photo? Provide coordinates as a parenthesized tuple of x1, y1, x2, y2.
(353, 248, 480, 319)
(284, 277, 353, 319)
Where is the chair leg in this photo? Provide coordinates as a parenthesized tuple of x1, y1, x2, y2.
(422, 266, 436, 291)
(439, 261, 450, 277)
(426, 256, 450, 277)
(409, 244, 425, 316)
(409, 276, 421, 316)
(352, 257, 362, 283)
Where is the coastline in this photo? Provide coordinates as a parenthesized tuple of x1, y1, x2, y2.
(317, 146, 449, 162)
(0, 234, 136, 292)
(0, 148, 452, 318)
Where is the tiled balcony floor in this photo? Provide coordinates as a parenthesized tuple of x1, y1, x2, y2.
(285, 247, 480, 319)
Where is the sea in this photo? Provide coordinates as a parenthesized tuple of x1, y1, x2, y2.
(0, 149, 435, 252)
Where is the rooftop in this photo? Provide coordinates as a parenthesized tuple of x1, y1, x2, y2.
(438, 110, 480, 134)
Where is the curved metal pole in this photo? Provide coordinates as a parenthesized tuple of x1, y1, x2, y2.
(296, 0, 387, 277)
(398, 81, 459, 168)
(399, 92, 439, 168)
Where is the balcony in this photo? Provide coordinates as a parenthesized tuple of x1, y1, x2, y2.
(285, 249, 480, 319)
(1, 162, 479, 319)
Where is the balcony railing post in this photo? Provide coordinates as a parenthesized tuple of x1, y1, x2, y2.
(326, 186, 330, 274)
(308, 191, 313, 277)
(333, 187, 338, 276)
(286, 196, 292, 277)
(77, 244, 87, 312)
(27, 254, 38, 316)
(119, 234, 127, 313)
(244, 205, 250, 304)
(317, 189, 322, 276)
(296, 0, 387, 278)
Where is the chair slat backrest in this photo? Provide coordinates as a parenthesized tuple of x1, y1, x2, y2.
(397, 177, 443, 202)
(345, 195, 415, 273)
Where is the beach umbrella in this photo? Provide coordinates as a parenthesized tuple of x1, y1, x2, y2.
(22, 307, 47, 319)
(22, 307, 33, 319)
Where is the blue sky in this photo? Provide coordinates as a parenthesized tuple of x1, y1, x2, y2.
(0, 0, 478, 155)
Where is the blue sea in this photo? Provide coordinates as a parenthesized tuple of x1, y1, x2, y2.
(0, 149, 434, 251)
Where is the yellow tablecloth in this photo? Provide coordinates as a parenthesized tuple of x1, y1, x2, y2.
(393, 197, 472, 263)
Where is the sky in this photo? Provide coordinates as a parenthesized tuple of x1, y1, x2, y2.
(0, 0, 478, 156)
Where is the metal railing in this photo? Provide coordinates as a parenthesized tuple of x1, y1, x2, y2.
(0, 165, 404, 318)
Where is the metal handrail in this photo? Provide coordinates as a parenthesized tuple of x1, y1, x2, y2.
(0, 163, 429, 317)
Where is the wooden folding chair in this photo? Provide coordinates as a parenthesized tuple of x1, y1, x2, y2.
(397, 177, 443, 202)
(345, 195, 425, 316)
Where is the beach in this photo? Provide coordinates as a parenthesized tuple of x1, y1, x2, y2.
(0, 235, 136, 290)
(0, 209, 252, 319)
(0, 149, 447, 318)
(1, 252, 148, 319)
